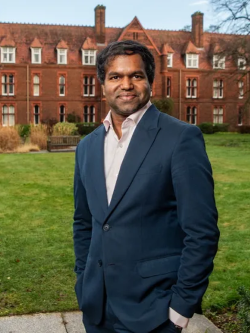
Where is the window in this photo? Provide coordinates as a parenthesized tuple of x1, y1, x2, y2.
(186, 78, 197, 98)
(2, 105, 15, 126)
(1, 47, 15, 63)
(83, 76, 95, 96)
(59, 105, 66, 122)
(186, 106, 197, 125)
(239, 80, 244, 99)
(57, 49, 67, 64)
(238, 107, 243, 125)
(84, 105, 95, 122)
(167, 77, 171, 98)
(133, 32, 138, 40)
(82, 50, 96, 65)
(59, 76, 66, 96)
(167, 54, 173, 67)
(213, 106, 223, 123)
(213, 55, 225, 69)
(186, 54, 199, 68)
(33, 75, 40, 96)
(2, 74, 15, 96)
(213, 79, 223, 98)
(238, 57, 246, 70)
(31, 48, 41, 64)
(33, 105, 40, 125)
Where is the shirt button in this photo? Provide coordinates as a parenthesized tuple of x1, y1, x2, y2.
(98, 260, 103, 267)
(103, 224, 110, 232)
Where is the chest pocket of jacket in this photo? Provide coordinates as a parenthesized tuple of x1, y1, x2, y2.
(136, 164, 162, 176)
(137, 255, 180, 277)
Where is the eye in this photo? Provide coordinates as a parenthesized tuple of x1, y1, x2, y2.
(133, 74, 143, 79)
(110, 76, 119, 80)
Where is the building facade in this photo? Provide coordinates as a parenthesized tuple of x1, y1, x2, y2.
(0, 5, 249, 127)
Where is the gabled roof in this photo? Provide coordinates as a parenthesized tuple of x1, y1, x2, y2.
(161, 43, 174, 55)
(56, 40, 68, 49)
(0, 36, 15, 47)
(30, 37, 42, 48)
(82, 37, 97, 50)
(118, 16, 160, 55)
(183, 40, 199, 54)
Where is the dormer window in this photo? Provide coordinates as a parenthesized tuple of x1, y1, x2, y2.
(167, 54, 173, 67)
(57, 49, 67, 65)
(82, 50, 97, 65)
(1, 47, 16, 63)
(238, 57, 246, 70)
(31, 48, 41, 64)
(186, 54, 199, 68)
(213, 55, 225, 69)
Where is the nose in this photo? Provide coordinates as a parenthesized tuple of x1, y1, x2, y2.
(121, 77, 133, 90)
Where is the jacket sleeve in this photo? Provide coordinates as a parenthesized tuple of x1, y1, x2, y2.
(73, 144, 92, 276)
(170, 125, 220, 318)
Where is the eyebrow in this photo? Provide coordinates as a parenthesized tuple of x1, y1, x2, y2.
(107, 70, 145, 77)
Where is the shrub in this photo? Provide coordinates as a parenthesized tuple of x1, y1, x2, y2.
(0, 126, 20, 151)
(16, 124, 31, 138)
(213, 123, 229, 133)
(197, 122, 214, 134)
(16, 143, 40, 153)
(52, 122, 78, 136)
(76, 122, 99, 136)
(41, 117, 58, 135)
(66, 112, 81, 123)
(30, 124, 48, 150)
(238, 126, 250, 134)
(237, 286, 250, 333)
(152, 98, 173, 115)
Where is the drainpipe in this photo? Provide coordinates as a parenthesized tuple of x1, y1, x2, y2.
(179, 69, 182, 120)
(27, 65, 30, 123)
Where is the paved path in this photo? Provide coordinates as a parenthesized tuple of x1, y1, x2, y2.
(0, 312, 222, 333)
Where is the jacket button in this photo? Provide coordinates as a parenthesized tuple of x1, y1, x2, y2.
(103, 224, 110, 231)
(98, 260, 102, 267)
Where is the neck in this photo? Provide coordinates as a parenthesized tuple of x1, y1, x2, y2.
(110, 112, 126, 139)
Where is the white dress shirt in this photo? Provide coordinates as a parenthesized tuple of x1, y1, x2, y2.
(103, 101, 189, 328)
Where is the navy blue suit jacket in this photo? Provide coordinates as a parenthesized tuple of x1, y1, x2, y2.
(73, 105, 219, 333)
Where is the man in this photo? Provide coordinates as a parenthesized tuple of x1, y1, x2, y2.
(73, 40, 219, 333)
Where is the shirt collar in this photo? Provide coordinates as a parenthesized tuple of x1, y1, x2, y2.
(103, 100, 152, 132)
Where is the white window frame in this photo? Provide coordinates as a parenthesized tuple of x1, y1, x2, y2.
(57, 49, 67, 65)
(0, 47, 16, 63)
(83, 76, 95, 96)
(186, 78, 197, 98)
(2, 105, 15, 126)
(59, 76, 66, 96)
(213, 79, 224, 99)
(83, 105, 95, 122)
(34, 105, 40, 125)
(31, 48, 42, 64)
(186, 106, 197, 125)
(59, 105, 66, 122)
(238, 80, 244, 99)
(166, 77, 171, 98)
(33, 75, 40, 96)
(213, 106, 224, 124)
(167, 54, 173, 67)
(82, 50, 97, 65)
(2, 74, 15, 96)
(186, 54, 199, 68)
(238, 107, 243, 126)
(213, 55, 225, 69)
(238, 57, 246, 70)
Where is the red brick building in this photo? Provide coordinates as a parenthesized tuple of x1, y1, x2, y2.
(0, 5, 249, 127)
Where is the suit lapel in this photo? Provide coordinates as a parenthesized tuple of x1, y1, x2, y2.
(90, 125, 109, 217)
(105, 105, 161, 222)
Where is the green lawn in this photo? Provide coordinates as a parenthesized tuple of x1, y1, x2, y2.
(0, 133, 250, 316)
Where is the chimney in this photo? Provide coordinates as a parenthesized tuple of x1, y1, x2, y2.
(95, 5, 106, 44)
(191, 12, 204, 48)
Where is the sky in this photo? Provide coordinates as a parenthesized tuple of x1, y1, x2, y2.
(0, 0, 218, 31)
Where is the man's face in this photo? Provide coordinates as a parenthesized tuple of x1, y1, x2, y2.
(102, 54, 151, 116)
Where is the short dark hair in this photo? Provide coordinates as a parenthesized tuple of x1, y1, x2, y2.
(96, 40, 155, 85)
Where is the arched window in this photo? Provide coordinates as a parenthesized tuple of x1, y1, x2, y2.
(186, 106, 197, 125)
(83, 105, 95, 123)
(83, 76, 95, 96)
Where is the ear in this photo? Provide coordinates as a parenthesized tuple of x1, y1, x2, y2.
(102, 85, 105, 96)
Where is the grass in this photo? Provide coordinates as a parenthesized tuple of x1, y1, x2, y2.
(0, 133, 250, 317)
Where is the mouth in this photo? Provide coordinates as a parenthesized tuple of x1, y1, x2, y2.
(117, 94, 137, 101)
